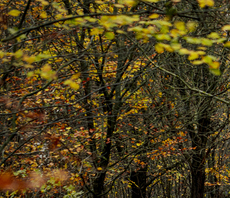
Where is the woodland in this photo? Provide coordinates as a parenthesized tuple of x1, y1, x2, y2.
(1, 0, 230, 197)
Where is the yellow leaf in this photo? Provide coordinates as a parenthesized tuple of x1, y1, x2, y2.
(197, 46, 207, 50)
(144, 0, 159, 2)
(188, 52, 199, 60)
(0, 51, 5, 58)
(42, 64, 51, 72)
(55, 14, 63, 20)
(124, 0, 137, 7)
(36, 0, 49, 5)
(197, 51, 206, 55)
(8, 10, 21, 17)
(202, 55, 216, 64)
(197, 0, 214, 8)
(174, 21, 185, 31)
(155, 34, 171, 41)
(23, 55, 36, 64)
(186, 21, 197, 32)
(69, 82, 80, 90)
(71, 72, 81, 79)
(55, 58, 63, 62)
(224, 41, 230, 47)
(207, 32, 219, 39)
(95, 0, 104, 4)
(222, 25, 230, 31)
(206, 0, 214, 6)
(210, 61, 220, 69)
(149, 14, 159, 19)
(192, 60, 203, 65)
(209, 69, 221, 76)
(24, 64, 34, 68)
(97, 167, 102, 171)
(84, 16, 97, 23)
(40, 65, 56, 80)
(114, 4, 124, 8)
(155, 43, 164, 53)
(179, 48, 190, 55)
(162, 44, 174, 52)
(64, 79, 72, 85)
(90, 28, 103, 35)
(116, 30, 125, 34)
(40, 11, 47, 19)
(14, 49, 23, 58)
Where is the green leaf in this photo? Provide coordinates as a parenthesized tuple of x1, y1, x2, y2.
(155, 34, 171, 41)
(105, 32, 115, 40)
(207, 32, 219, 39)
(35, 53, 51, 62)
(128, 26, 143, 32)
(8, 27, 18, 34)
(151, 20, 172, 27)
(184, 37, 201, 44)
(27, 71, 35, 77)
(171, 43, 181, 51)
(201, 38, 213, 46)
(209, 69, 221, 76)
(215, 38, 226, 43)
(202, 55, 216, 64)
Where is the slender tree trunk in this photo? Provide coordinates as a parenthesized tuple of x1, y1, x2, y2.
(92, 115, 115, 198)
(130, 167, 147, 198)
(92, 101, 119, 197)
(190, 116, 210, 198)
(93, 172, 107, 198)
(191, 152, 206, 198)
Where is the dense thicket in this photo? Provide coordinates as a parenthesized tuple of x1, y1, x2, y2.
(1, 0, 230, 197)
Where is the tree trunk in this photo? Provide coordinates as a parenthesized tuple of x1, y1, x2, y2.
(93, 172, 107, 198)
(191, 152, 206, 198)
(131, 166, 147, 198)
(190, 116, 210, 198)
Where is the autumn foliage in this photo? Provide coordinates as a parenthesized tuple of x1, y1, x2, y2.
(1, 0, 230, 198)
